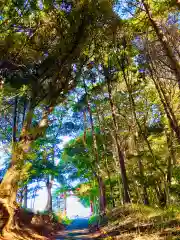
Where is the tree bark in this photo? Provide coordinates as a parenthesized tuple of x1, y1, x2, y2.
(0, 107, 33, 205)
(96, 106, 115, 208)
(165, 129, 176, 205)
(134, 135, 149, 205)
(97, 176, 106, 214)
(64, 192, 67, 216)
(83, 78, 107, 212)
(83, 109, 87, 146)
(18, 189, 23, 206)
(23, 185, 28, 209)
(12, 96, 18, 143)
(155, 184, 167, 208)
(90, 200, 93, 215)
(0, 105, 52, 231)
(149, 64, 180, 143)
(105, 68, 131, 203)
(142, 0, 180, 88)
(45, 177, 53, 212)
(119, 53, 157, 163)
(32, 183, 40, 209)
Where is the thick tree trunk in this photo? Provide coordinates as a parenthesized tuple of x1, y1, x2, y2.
(0, 106, 51, 231)
(0, 96, 19, 212)
(45, 177, 52, 212)
(105, 69, 130, 203)
(0, 114, 33, 205)
(0, 155, 23, 204)
(0, 107, 50, 199)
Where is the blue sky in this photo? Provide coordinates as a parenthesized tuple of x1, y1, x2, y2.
(0, 136, 91, 218)
(32, 190, 91, 217)
(28, 136, 90, 217)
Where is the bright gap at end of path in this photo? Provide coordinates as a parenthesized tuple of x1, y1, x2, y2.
(66, 196, 91, 218)
(33, 192, 91, 218)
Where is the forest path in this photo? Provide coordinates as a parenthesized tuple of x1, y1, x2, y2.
(55, 218, 100, 240)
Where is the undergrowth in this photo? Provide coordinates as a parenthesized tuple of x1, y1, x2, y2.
(88, 215, 99, 225)
(102, 204, 180, 240)
(55, 211, 72, 225)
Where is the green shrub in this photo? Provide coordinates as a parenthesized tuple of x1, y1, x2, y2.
(54, 211, 72, 225)
(88, 215, 99, 225)
(61, 215, 72, 225)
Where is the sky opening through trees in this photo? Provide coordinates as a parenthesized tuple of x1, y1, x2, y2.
(0, 0, 180, 239)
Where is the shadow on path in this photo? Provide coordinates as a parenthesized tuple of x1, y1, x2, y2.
(55, 218, 100, 240)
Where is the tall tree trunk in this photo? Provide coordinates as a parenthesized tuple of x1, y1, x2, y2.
(22, 99, 28, 210)
(21, 98, 27, 128)
(0, 106, 51, 201)
(18, 189, 23, 206)
(165, 129, 176, 184)
(97, 176, 106, 214)
(96, 106, 115, 208)
(104, 68, 130, 203)
(0, 102, 34, 206)
(64, 192, 67, 216)
(155, 183, 167, 208)
(142, 0, 180, 88)
(32, 183, 40, 209)
(118, 52, 157, 164)
(12, 96, 18, 143)
(149, 64, 180, 143)
(0, 104, 52, 231)
(165, 129, 176, 205)
(83, 109, 87, 146)
(23, 185, 28, 209)
(45, 177, 52, 212)
(90, 200, 93, 215)
(134, 135, 149, 205)
(83, 78, 107, 212)
(118, 51, 165, 179)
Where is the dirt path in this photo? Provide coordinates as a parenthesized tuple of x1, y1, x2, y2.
(55, 218, 100, 240)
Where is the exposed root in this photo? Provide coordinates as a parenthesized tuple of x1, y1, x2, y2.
(0, 199, 64, 240)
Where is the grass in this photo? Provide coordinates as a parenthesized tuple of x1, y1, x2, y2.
(101, 204, 180, 240)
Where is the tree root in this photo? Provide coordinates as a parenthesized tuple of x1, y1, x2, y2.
(0, 199, 46, 240)
(0, 198, 64, 240)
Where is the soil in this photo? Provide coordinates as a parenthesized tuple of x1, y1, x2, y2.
(55, 218, 101, 240)
(0, 204, 64, 240)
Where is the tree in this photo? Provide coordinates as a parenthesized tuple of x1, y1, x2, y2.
(0, 0, 179, 238)
(0, 0, 118, 233)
